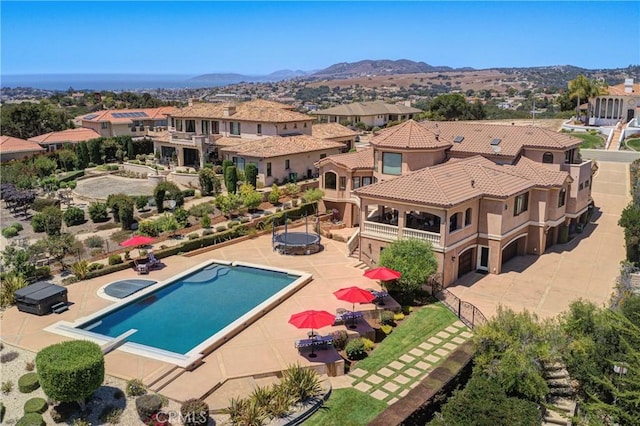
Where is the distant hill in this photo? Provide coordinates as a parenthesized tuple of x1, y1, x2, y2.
(312, 59, 457, 78)
(189, 69, 308, 84)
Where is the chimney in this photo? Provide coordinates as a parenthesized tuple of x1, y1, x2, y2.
(188, 98, 200, 107)
(625, 78, 634, 94)
(223, 105, 236, 117)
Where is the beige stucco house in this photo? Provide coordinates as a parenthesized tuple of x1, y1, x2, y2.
(28, 128, 101, 151)
(79, 107, 176, 138)
(0, 135, 46, 162)
(312, 123, 359, 151)
(316, 120, 594, 288)
(589, 78, 640, 126)
(154, 100, 314, 168)
(313, 101, 422, 128)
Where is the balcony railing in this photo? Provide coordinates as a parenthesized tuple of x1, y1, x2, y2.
(363, 221, 441, 247)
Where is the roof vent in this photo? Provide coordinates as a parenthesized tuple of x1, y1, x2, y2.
(453, 136, 464, 143)
(471, 179, 475, 188)
(490, 138, 502, 146)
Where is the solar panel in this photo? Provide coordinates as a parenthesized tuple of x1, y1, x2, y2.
(490, 138, 502, 146)
(453, 136, 464, 143)
(84, 114, 97, 120)
(112, 112, 124, 118)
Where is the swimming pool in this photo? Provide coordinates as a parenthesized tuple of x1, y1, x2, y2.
(48, 260, 311, 367)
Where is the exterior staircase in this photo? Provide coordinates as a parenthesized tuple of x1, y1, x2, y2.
(542, 361, 577, 426)
(608, 126, 624, 151)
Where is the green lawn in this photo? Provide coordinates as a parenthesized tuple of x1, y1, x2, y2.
(568, 132, 605, 149)
(626, 137, 640, 151)
(356, 303, 458, 372)
(303, 388, 387, 426)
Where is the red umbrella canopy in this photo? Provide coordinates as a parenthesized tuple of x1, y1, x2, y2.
(120, 235, 155, 248)
(288, 310, 336, 330)
(363, 266, 402, 281)
(333, 286, 376, 304)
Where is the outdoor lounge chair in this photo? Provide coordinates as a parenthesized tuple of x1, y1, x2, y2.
(147, 251, 161, 269)
(134, 258, 149, 275)
(333, 310, 363, 325)
(295, 335, 333, 349)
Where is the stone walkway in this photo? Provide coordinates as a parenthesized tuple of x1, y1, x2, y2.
(332, 319, 472, 405)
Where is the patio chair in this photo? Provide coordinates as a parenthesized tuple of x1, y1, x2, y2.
(148, 251, 161, 269)
(134, 258, 149, 275)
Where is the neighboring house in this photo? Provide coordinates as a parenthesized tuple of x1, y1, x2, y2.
(154, 100, 314, 168)
(78, 106, 176, 138)
(28, 128, 101, 151)
(312, 123, 359, 151)
(0, 135, 46, 162)
(219, 134, 345, 186)
(312, 101, 422, 128)
(589, 78, 640, 126)
(316, 119, 594, 288)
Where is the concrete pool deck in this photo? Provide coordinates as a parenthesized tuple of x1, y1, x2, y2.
(1, 235, 381, 403)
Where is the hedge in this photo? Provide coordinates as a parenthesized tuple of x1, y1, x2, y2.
(35, 340, 104, 403)
(18, 373, 40, 393)
(24, 397, 48, 414)
(16, 413, 45, 426)
(58, 170, 85, 183)
(31, 198, 60, 212)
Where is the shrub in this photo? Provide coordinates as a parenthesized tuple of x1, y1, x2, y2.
(380, 310, 395, 326)
(135, 195, 149, 211)
(11, 222, 24, 232)
(345, 338, 367, 360)
(16, 413, 45, 426)
(137, 220, 161, 237)
(25, 360, 35, 371)
(2, 380, 13, 394)
(18, 372, 40, 393)
(280, 364, 322, 403)
(201, 214, 211, 228)
(88, 263, 104, 271)
(1, 273, 28, 308)
(135, 394, 163, 420)
(216, 225, 227, 232)
(88, 202, 109, 222)
(33, 266, 51, 280)
(31, 197, 59, 212)
(182, 189, 196, 197)
(268, 184, 282, 204)
(71, 261, 89, 281)
(126, 378, 147, 396)
(180, 398, 209, 426)
(1, 350, 19, 363)
(84, 235, 104, 249)
(228, 220, 240, 228)
(2, 226, 18, 238)
(202, 229, 214, 236)
(381, 324, 393, 335)
(63, 207, 85, 226)
(108, 254, 123, 265)
(393, 312, 405, 322)
(187, 232, 200, 240)
(189, 202, 215, 218)
(331, 330, 349, 351)
(31, 206, 62, 235)
(35, 340, 104, 403)
(362, 338, 375, 352)
(50, 402, 77, 423)
(24, 397, 48, 414)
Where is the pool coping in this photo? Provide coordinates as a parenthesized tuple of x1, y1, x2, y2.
(45, 259, 312, 369)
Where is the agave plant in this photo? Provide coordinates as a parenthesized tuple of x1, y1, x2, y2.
(267, 385, 294, 419)
(281, 364, 322, 403)
(239, 398, 267, 426)
(71, 260, 89, 280)
(0, 273, 27, 307)
(249, 385, 273, 409)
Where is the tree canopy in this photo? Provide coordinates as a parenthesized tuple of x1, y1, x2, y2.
(378, 238, 438, 296)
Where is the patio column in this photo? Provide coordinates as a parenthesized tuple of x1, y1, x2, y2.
(396, 207, 406, 237)
(178, 148, 184, 167)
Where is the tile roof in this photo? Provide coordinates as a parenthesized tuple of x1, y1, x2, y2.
(29, 128, 101, 144)
(0, 135, 46, 154)
(213, 136, 252, 148)
(420, 121, 582, 158)
(317, 148, 374, 170)
(242, 99, 295, 110)
(312, 123, 358, 139)
(605, 82, 640, 96)
(313, 101, 422, 116)
(355, 155, 568, 207)
(220, 135, 344, 159)
(170, 101, 312, 122)
(370, 119, 452, 150)
(80, 106, 176, 124)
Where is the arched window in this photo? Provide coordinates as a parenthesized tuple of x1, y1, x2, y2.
(324, 172, 337, 190)
(465, 208, 472, 226)
(542, 152, 554, 163)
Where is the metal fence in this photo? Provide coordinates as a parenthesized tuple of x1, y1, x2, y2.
(435, 288, 487, 329)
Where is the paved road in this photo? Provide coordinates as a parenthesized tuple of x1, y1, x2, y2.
(447, 161, 629, 319)
(582, 149, 640, 163)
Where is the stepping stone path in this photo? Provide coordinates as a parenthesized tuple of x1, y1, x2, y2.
(348, 320, 471, 405)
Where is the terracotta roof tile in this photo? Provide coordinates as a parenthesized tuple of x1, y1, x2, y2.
(220, 134, 344, 158)
(312, 123, 358, 139)
(0, 135, 46, 154)
(171, 101, 311, 122)
(606, 82, 640, 96)
(314, 101, 421, 116)
(370, 119, 452, 150)
(421, 121, 582, 158)
(355, 155, 567, 207)
(317, 148, 374, 170)
(29, 128, 101, 144)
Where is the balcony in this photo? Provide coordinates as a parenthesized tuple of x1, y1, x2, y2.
(362, 221, 441, 247)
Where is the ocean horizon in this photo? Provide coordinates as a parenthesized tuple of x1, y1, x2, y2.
(0, 73, 230, 91)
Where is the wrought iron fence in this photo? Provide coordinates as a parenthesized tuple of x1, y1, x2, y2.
(435, 288, 487, 329)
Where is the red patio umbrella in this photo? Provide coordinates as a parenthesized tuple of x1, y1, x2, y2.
(363, 266, 402, 281)
(289, 310, 336, 358)
(334, 286, 376, 329)
(120, 235, 155, 257)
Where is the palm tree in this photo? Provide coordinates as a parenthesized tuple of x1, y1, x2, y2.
(568, 75, 608, 124)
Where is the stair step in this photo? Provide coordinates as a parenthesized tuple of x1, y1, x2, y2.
(51, 302, 69, 314)
(544, 408, 570, 426)
(545, 370, 569, 379)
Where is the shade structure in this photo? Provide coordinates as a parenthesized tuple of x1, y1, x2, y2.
(333, 286, 375, 329)
(289, 310, 335, 358)
(120, 235, 155, 248)
(364, 266, 402, 281)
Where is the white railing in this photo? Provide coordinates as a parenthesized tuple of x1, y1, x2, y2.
(401, 227, 441, 246)
(363, 221, 399, 241)
(346, 229, 360, 255)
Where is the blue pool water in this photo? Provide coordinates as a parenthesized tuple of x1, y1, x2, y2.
(81, 264, 297, 354)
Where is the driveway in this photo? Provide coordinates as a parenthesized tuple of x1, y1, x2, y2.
(447, 161, 629, 319)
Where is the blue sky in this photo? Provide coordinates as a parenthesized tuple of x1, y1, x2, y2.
(1, 1, 638, 75)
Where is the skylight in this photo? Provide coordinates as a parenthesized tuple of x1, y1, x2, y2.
(84, 114, 97, 120)
(490, 138, 502, 146)
(453, 136, 464, 143)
